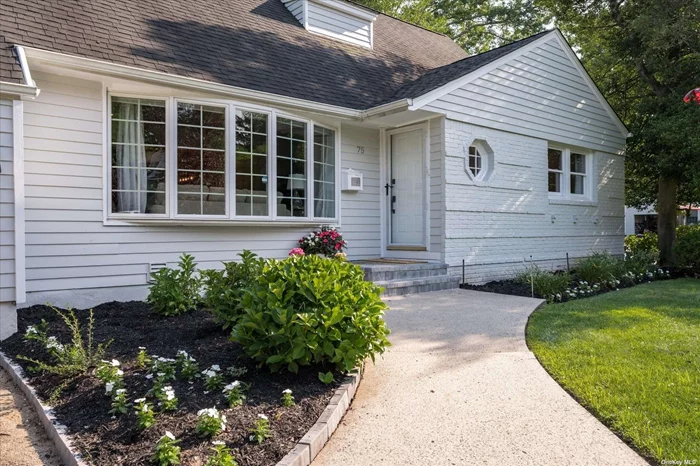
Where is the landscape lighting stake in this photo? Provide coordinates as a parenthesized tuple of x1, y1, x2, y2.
(462, 259, 465, 286)
(530, 255, 534, 298)
(566, 253, 570, 274)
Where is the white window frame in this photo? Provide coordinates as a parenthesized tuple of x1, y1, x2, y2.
(547, 145, 593, 202)
(105, 92, 341, 225)
(467, 144, 486, 181)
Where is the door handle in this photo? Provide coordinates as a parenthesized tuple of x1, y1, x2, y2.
(384, 179, 395, 195)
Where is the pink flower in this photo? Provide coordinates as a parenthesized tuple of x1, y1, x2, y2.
(289, 248, 305, 256)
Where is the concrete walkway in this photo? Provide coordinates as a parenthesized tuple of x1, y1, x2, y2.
(313, 289, 647, 466)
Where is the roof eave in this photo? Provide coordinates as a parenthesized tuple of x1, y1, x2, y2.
(0, 81, 40, 99)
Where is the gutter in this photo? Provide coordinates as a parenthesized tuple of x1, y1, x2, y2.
(0, 46, 40, 99)
(23, 46, 412, 120)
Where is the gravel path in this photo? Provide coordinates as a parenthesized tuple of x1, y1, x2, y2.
(0, 368, 60, 466)
(313, 289, 647, 466)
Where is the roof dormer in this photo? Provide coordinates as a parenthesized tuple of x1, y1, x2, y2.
(282, 0, 378, 49)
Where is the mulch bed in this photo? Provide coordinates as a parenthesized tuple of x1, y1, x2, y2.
(0, 302, 340, 466)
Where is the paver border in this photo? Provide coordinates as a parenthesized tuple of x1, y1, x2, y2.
(0, 350, 88, 466)
(276, 366, 363, 466)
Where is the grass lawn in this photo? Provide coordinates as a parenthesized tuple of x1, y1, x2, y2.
(527, 278, 700, 463)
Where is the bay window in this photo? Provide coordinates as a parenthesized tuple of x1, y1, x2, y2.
(547, 145, 592, 200)
(108, 94, 338, 222)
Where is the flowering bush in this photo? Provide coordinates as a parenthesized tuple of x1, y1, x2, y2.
(156, 385, 178, 411)
(205, 441, 238, 466)
(96, 359, 123, 386)
(624, 231, 659, 255)
(515, 266, 571, 298)
(202, 365, 223, 391)
(109, 388, 130, 415)
(223, 381, 246, 408)
(249, 414, 270, 444)
(196, 408, 226, 437)
(176, 350, 199, 381)
(152, 431, 180, 466)
(281, 389, 295, 407)
(297, 226, 346, 257)
(134, 398, 156, 430)
(288, 247, 305, 256)
(233, 254, 390, 373)
(675, 224, 700, 269)
(150, 356, 177, 381)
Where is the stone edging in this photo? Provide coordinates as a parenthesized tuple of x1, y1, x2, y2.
(277, 367, 363, 466)
(0, 350, 88, 466)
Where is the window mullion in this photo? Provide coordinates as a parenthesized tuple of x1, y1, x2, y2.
(168, 97, 177, 218)
(270, 111, 277, 219)
(307, 122, 314, 220)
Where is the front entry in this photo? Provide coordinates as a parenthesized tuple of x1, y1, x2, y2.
(389, 127, 426, 247)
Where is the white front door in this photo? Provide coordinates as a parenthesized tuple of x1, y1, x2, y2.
(390, 128, 425, 245)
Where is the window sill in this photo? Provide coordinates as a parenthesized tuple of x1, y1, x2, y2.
(104, 217, 338, 227)
(548, 197, 598, 207)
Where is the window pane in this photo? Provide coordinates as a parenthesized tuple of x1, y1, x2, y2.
(110, 96, 167, 214)
(548, 149, 562, 170)
(548, 172, 561, 193)
(236, 110, 268, 216)
(177, 102, 226, 215)
(571, 153, 586, 174)
(313, 126, 335, 218)
(277, 117, 307, 217)
(571, 174, 585, 195)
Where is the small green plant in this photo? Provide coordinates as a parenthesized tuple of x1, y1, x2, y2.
(134, 398, 156, 430)
(624, 250, 658, 276)
(109, 388, 130, 415)
(196, 408, 227, 437)
(205, 442, 238, 466)
(515, 266, 571, 299)
(226, 365, 248, 378)
(281, 389, 295, 407)
(137, 347, 150, 369)
(232, 255, 391, 373)
(150, 357, 177, 381)
(202, 366, 223, 391)
(156, 385, 178, 412)
(249, 414, 270, 444)
(201, 251, 264, 330)
(23, 320, 49, 343)
(176, 351, 199, 381)
(318, 371, 335, 384)
(96, 359, 123, 385)
(575, 252, 626, 284)
(147, 253, 202, 316)
(222, 381, 246, 408)
(675, 224, 700, 269)
(152, 431, 181, 466)
(17, 307, 112, 378)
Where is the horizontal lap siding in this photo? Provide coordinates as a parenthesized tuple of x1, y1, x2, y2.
(306, 2, 372, 48)
(23, 72, 381, 304)
(425, 37, 626, 155)
(340, 125, 381, 258)
(443, 120, 624, 284)
(0, 99, 15, 303)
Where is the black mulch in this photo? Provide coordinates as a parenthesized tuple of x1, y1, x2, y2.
(0, 302, 340, 466)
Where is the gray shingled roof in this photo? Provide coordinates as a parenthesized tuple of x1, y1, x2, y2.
(0, 0, 546, 109)
(0, 35, 24, 85)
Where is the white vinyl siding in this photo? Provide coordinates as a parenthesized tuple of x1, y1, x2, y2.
(0, 99, 15, 304)
(21, 72, 382, 306)
(443, 119, 624, 284)
(306, 1, 372, 48)
(424, 37, 627, 155)
(283, 0, 305, 23)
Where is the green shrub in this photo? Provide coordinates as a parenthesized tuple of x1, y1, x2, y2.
(232, 255, 391, 373)
(147, 253, 202, 316)
(201, 250, 263, 329)
(624, 250, 658, 276)
(624, 231, 659, 255)
(675, 224, 700, 269)
(515, 266, 571, 298)
(18, 306, 112, 378)
(574, 252, 625, 284)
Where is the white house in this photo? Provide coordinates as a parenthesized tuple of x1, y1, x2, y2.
(0, 0, 628, 338)
(625, 206, 699, 235)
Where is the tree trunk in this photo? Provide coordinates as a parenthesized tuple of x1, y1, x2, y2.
(657, 176, 678, 266)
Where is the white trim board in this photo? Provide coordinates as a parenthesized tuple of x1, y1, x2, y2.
(13, 99, 26, 304)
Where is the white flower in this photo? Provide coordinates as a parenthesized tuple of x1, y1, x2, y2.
(134, 398, 146, 403)
(212, 440, 225, 446)
(258, 414, 268, 420)
(157, 372, 165, 377)
(142, 404, 150, 412)
(25, 326, 37, 335)
(115, 388, 126, 395)
(282, 389, 292, 395)
(163, 431, 175, 441)
(177, 350, 188, 357)
(138, 346, 146, 350)
(111, 359, 120, 367)
(164, 387, 175, 400)
(249, 434, 256, 441)
(197, 407, 220, 418)
(116, 369, 124, 376)
(202, 370, 217, 378)
(105, 382, 114, 394)
(145, 374, 153, 379)
(223, 381, 240, 392)
(46, 336, 64, 352)
(210, 365, 220, 372)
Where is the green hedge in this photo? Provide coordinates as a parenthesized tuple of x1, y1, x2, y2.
(675, 225, 700, 269)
